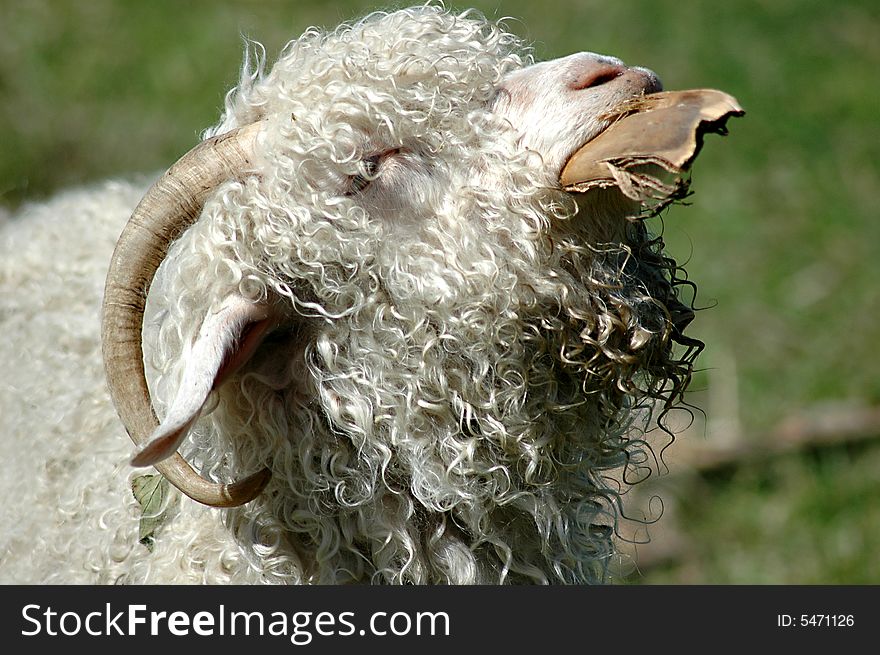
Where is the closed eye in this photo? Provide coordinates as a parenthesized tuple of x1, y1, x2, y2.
(347, 148, 400, 195)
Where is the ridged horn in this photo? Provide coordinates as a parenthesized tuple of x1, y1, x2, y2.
(101, 121, 271, 508)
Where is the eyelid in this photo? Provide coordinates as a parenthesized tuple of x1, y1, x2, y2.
(359, 153, 382, 181)
(349, 148, 400, 194)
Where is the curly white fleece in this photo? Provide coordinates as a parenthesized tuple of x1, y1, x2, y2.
(0, 5, 696, 584)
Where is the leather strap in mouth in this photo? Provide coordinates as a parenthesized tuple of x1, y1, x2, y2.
(560, 89, 744, 214)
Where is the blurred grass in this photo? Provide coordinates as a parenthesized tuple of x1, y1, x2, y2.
(2, 0, 878, 583)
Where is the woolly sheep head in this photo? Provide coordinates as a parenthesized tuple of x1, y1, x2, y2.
(101, 6, 741, 583)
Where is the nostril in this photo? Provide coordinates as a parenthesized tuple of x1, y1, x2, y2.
(568, 64, 625, 91)
(588, 70, 622, 88)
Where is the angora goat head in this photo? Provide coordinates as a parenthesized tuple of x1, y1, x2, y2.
(95, 6, 740, 584)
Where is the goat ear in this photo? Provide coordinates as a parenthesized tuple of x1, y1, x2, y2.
(130, 296, 277, 467)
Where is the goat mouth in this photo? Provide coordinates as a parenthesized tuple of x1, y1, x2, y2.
(569, 90, 663, 159)
(579, 67, 665, 144)
(559, 88, 745, 203)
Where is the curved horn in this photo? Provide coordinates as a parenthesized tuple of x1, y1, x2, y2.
(101, 121, 271, 508)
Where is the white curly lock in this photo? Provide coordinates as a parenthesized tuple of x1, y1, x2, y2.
(0, 4, 699, 584)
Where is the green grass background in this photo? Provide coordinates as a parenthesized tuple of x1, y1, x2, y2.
(3, 0, 878, 583)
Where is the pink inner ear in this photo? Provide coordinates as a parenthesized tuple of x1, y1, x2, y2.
(213, 316, 276, 390)
(131, 296, 276, 468)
